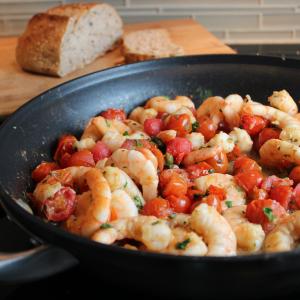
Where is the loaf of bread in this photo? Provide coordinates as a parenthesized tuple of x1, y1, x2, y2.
(16, 3, 123, 77)
(122, 29, 184, 63)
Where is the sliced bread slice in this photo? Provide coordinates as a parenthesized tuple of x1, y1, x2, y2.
(122, 29, 184, 63)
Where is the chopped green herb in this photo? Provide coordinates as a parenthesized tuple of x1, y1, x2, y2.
(123, 181, 128, 188)
(165, 153, 174, 168)
(192, 121, 199, 132)
(105, 119, 110, 127)
(263, 207, 275, 222)
(135, 140, 143, 147)
(152, 221, 160, 225)
(208, 169, 215, 174)
(100, 223, 112, 229)
(163, 96, 170, 99)
(123, 131, 129, 136)
(133, 195, 143, 209)
(168, 213, 177, 219)
(176, 238, 191, 250)
(151, 137, 166, 153)
(225, 201, 233, 208)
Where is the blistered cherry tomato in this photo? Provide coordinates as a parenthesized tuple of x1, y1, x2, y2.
(289, 166, 300, 185)
(166, 195, 191, 213)
(235, 170, 263, 193)
(162, 173, 188, 197)
(185, 162, 214, 180)
(205, 150, 228, 174)
(261, 175, 293, 192)
(208, 185, 226, 201)
(43, 187, 76, 222)
(256, 128, 281, 150)
(196, 115, 217, 141)
(67, 150, 95, 167)
(142, 198, 172, 218)
(241, 114, 268, 136)
(165, 114, 192, 137)
(246, 199, 286, 232)
(159, 169, 189, 189)
(100, 108, 126, 121)
(32, 162, 59, 182)
(233, 156, 261, 174)
(144, 118, 164, 136)
(248, 186, 268, 201)
(291, 183, 300, 210)
(269, 185, 293, 210)
(91, 141, 111, 162)
(201, 194, 222, 213)
(227, 145, 243, 162)
(54, 135, 77, 164)
(187, 187, 203, 201)
(166, 137, 192, 164)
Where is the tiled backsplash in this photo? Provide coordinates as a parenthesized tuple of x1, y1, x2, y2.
(0, 0, 299, 44)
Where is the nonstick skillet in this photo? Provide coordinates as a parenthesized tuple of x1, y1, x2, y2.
(1, 55, 300, 299)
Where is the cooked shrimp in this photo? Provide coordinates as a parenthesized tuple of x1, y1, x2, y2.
(268, 90, 298, 116)
(65, 168, 111, 237)
(103, 166, 144, 208)
(74, 137, 96, 151)
(206, 131, 235, 153)
(259, 139, 300, 167)
(186, 132, 205, 150)
(223, 205, 265, 252)
(190, 203, 236, 256)
(196, 96, 225, 126)
(92, 216, 172, 251)
(124, 119, 144, 132)
(168, 213, 191, 229)
(129, 107, 158, 124)
(229, 127, 253, 153)
(165, 227, 208, 256)
(110, 149, 158, 201)
(101, 131, 126, 152)
(195, 174, 246, 210)
(157, 130, 177, 143)
(182, 146, 222, 166)
(223, 94, 244, 129)
(137, 148, 158, 169)
(145, 96, 195, 114)
(172, 106, 196, 123)
(111, 190, 138, 219)
(264, 211, 300, 252)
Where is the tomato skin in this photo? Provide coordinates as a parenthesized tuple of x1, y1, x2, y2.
(91, 141, 111, 162)
(166, 195, 191, 213)
(144, 118, 164, 136)
(196, 115, 217, 141)
(269, 185, 293, 210)
(256, 128, 281, 150)
(205, 150, 228, 174)
(208, 185, 226, 201)
(159, 169, 189, 189)
(142, 198, 172, 218)
(166, 137, 192, 164)
(289, 166, 300, 185)
(32, 162, 60, 182)
(162, 173, 188, 198)
(291, 183, 300, 210)
(189, 200, 202, 213)
(100, 108, 126, 121)
(227, 145, 242, 162)
(43, 187, 76, 222)
(261, 175, 293, 192)
(54, 135, 77, 164)
(185, 162, 214, 180)
(241, 114, 268, 136)
(246, 199, 286, 232)
(187, 188, 203, 201)
(233, 156, 261, 174)
(235, 170, 263, 193)
(165, 114, 192, 137)
(248, 186, 268, 201)
(201, 194, 222, 213)
(67, 150, 95, 167)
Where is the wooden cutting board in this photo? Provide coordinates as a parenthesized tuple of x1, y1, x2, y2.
(0, 19, 234, 116)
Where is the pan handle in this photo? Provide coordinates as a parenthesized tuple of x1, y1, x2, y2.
(0, 244, 78, 283)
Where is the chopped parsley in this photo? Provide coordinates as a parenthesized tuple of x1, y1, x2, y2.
(105, 119, 110, 127)
(152, 221, 160, 225)
(151, 137, 166, 153)
(168, 213, 177, 219)
(263, 207, 275, 222)
(123, 181, 128, 188)
(165, 153, 174, 168)
(133, 195, 143, 209)
(123, 131, 129, 136)
(176, 238, 191, 250)
(208, 169, 215, 174)
(100, 223, 112, 229)
(225, 201, 233, 208)
(135, 140, 143, 147)
(163, 96, 170, 99)
(192, 121, 199, 132)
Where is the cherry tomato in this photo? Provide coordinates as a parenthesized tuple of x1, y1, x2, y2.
(166, 137, 192, 164)
(142, 198, 172, 218)
(54, 135, 77, 164)
(31, 162, 59, 182)
(233, 156, 261, 174)
(208, 185, 226, 201)
(290, 183, 300, 210)
(187, 187, 203, 201)
(261, 175, 293, 192)
(165, 114, 192, 137)
(289, 166, 300, 185)
(218, 120, 231, 133)
(256, 127, 281, 150)
(245, 199, 286, 232)
(189, 200, 202, 213)
(166, 195, 191, 213)
(269, 185, 292, 210)
(235, 170, 263, 193)
(67, 150, 95, 167)
(162, 173, 188, 197)
(241, 114, 268, 136)
(100, 108, 126, 121)
(91, 141, 111, 162)
(43, 187, 76, 222)
(196, 115, 217, 141)
(205, 150, 228, 174)
(201, 194, 222, 213)
(60, 153, 72, 168)
(185, 162, 214, 180)
(159, 169, 189, 189)
(144, 118, 164, 136)
(227, 145, 242, 162)
(248, 186, 268, 201)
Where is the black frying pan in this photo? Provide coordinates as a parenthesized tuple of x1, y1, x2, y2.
(1, 55, 300, 299)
